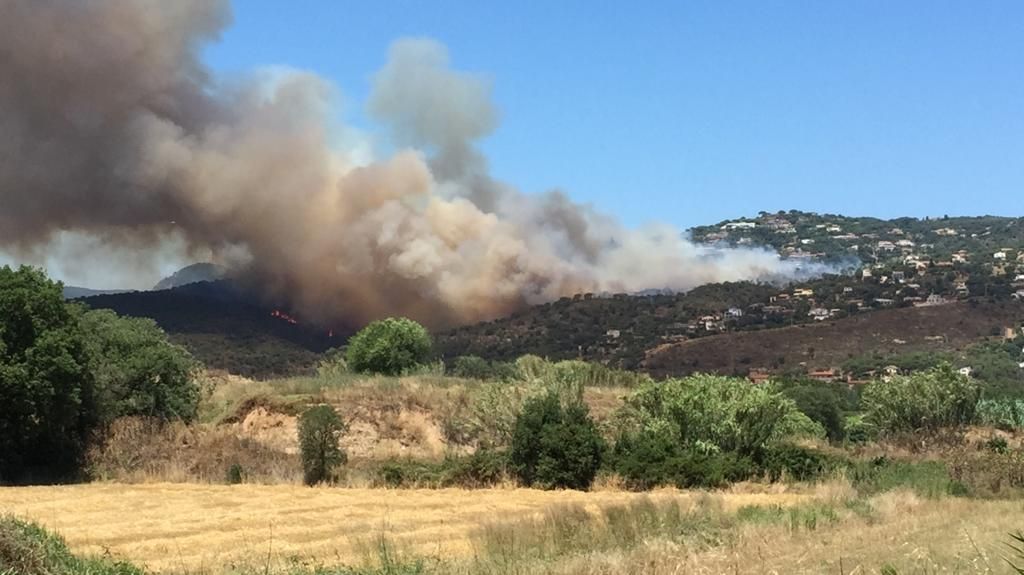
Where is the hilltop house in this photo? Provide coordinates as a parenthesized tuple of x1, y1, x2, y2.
(793, 288, 815, 298)
(808, 308, 830, 321)
(722, 221, 757, 230)
(995, 251, 1007, 261)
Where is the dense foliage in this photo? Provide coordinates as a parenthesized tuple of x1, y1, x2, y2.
(0, 266, 95, 480)
(862, 363, 980, 433)
(509, 392, 605, 490)
(345, 317, 432, 375)
(620, 374, 818, 459)
(0, 266, 200, 483)
(298, 405, 348, 485)
(80, 310, 200, 423)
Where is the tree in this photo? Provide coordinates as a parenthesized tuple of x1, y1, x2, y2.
(779, 383, 847, 441)
(298, 405, 347, 485)
(345, 317, 432, 375)
(79, 310, 200, 423)
(509, 392, 604, 490)
(0, 266, 94, 480)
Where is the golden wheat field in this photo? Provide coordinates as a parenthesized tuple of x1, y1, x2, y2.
(0, 483, 804, 572)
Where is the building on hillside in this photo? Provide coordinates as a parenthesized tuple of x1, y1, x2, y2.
(748, 368, 771, 385)
(725, 307, 744, 318)
(935, 227, 958, 236)
(722, 221, 757, 230)
(862, 268, 873, 279)
(877, 241, 897, 252)
(808, 308, 830, 321)
(793, 288, 815, 298)
(807, 369, 837, 382)
(959, 366, 974, 377)
(995, 251, 1007, 260)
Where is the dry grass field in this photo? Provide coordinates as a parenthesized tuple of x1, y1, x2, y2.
(0, 483, 805, 572)
(3, 483, 1024, 574)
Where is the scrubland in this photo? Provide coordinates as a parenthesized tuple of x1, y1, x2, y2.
(4, 362, 1024, 574)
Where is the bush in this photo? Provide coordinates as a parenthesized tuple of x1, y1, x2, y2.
(298, 405, 348, 485)
(862, 363, 980, 434)
(509, 392, 604, 490)
(612, 429, 756, 490)
(619, 374, 807, 460)
(0, 516, 143, 575)
(451, 355, 515, 381)
(225, 463, 244, 484)
(760, 444, 838, 482)
(976, 399, 1024, 431)
(373, 451, 509, 489)
(345, 317, 432, 375)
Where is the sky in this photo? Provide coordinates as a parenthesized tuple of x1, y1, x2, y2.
(203, 0, 1024, 230)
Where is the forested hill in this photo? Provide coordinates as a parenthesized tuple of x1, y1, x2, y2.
(689, 211, 1024, 266)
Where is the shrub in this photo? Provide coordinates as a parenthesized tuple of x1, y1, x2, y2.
(0, 516, 143, 575)
(862, 363, 980, 434)
(976, 399, 1024, 431)
(298, 405, 348, 485)
(760, 444, 838, 482)
(509, 392, 604, 490)
(225, 463, 244, 484)
(345, 317, 432, 375)
(619, 374, 806, 460)
(612, 429, 755, 490)
(451, 355, 515, 381)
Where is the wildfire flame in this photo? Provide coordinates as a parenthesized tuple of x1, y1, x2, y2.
(270, 310, 298, 325)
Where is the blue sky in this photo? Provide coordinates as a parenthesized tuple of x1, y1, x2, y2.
(205, 1, 1024, 230)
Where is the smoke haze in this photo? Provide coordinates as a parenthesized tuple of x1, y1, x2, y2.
(0, 0, 833, 327)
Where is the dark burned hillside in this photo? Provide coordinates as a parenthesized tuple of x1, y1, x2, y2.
(438, 284, 1024, 377)
(79, 281, 342, 377)
(436, 282, 780, 367)
(642, 300, 1024, 378)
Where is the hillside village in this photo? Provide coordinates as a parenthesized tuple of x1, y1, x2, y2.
(441, 212, 1024, 384)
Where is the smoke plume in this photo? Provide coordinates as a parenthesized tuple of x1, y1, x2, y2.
(0, 0, 828, 327)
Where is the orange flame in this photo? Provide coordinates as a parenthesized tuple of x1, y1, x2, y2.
(270, 309, 298, 325)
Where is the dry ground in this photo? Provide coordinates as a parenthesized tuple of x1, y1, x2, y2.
(0, 483, 802, 572)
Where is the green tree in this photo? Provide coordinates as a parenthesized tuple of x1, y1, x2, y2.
(509, 392, 604, 490)
(780, 384, 846, 441)
(80, 310, 200, 423)
(345, 317, 432, 375)
(0, 266, 95, 480)
(298, 405, 348, 485)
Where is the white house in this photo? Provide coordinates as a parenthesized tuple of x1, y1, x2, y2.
(808, 308, 830, 321)
(959, 367, 974, 377)
(726, 307, 744, 318)
(994, 252, 1007, 260)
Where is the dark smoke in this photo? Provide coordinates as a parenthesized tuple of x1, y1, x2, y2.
(0, 1, 832, 327)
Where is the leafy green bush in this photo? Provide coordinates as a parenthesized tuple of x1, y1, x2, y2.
(298, 405, 348, 485)
(449, 355, 515, 381)
(345, 317, 432, 375)
(373, 451, 509, 489)
(612, 429, 755, 489)
(760, 444, 838, 482)
(80, 309, 200, 423)
(862, 363, 980, 434)
(0, 516, 143, 575)
(976, 399, 1024, 431)
(509, 392, 605, 490)
(619, 374, 808, 459)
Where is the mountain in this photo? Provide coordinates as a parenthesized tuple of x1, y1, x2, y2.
(153, 262, 227, 291)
